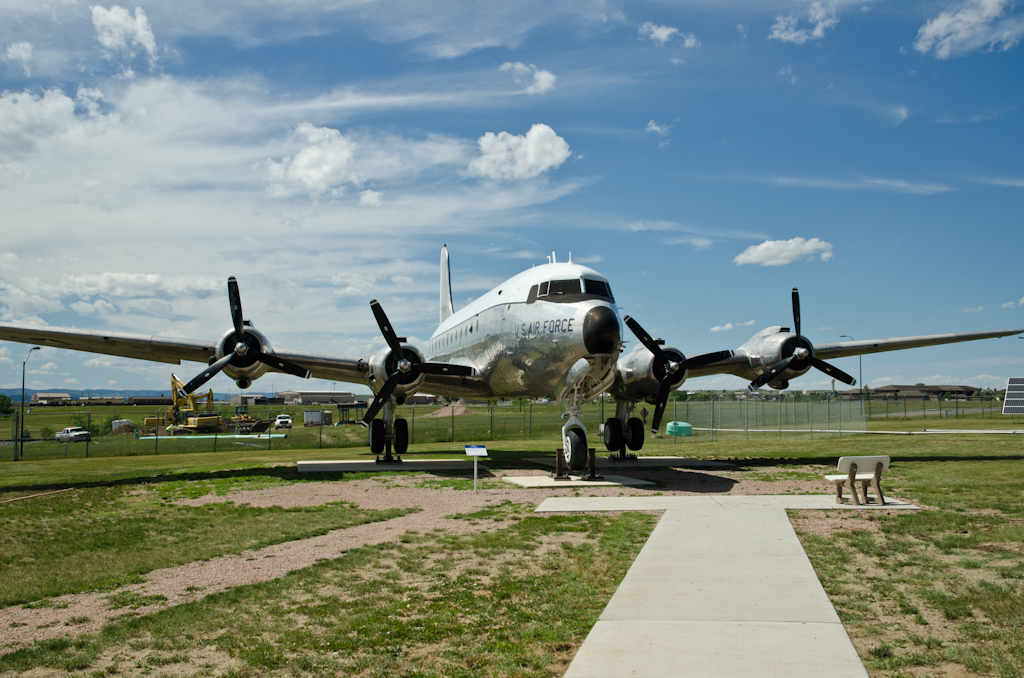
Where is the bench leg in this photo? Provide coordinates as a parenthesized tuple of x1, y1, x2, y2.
(872, 478, 885, 505)
(835, 482, 845, 504)
(847, 480, 861, 506)
(859, 480, 871, 505)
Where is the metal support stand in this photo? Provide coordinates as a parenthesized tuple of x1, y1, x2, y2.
(552, 449, 571, 481)
(582, 448, 603, 481)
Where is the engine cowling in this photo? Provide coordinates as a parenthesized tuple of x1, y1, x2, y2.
(367, 343, 428, 402)
(612, 342, 687, 402)
(742, 329, 814, 388)
(214, 325, 272, 389)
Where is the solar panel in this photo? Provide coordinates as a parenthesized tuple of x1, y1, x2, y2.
(1003, 377, 1024, 415)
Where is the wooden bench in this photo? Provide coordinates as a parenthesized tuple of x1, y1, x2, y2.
(825, 456, 889, 506)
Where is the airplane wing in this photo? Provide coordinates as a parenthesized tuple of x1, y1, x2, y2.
(811, 329, 1023, 361)
(684, 328, 1022, 379)
(0, 323, 370, 385)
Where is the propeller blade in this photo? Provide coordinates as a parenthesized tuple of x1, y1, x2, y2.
(370, 300, 405, 357)
(182, 352, 235, 394)
(249, 350, 312, 379)
(623, 315, 668, 362)
(415, 362, 474, 377)
(362, 372, 403, 423)
(747, 356, 795, 391)
(651, 376, 673, 432)
(680, 350, 734, 371)
(228, 277, 244, 342)
(810, 358, 856, 385)
(791, 287, 801, 338)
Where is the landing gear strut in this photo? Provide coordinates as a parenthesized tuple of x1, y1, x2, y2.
(370, 399, 407, 463)
(604, 400, 644, 460)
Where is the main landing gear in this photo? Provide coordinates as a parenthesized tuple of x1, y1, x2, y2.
(368, 399, 409, 463)
(603, 400, 645, 460)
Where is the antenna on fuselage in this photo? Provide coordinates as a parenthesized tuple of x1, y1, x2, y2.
(568, 251, 572, 263)
(552, 251, 556, 264)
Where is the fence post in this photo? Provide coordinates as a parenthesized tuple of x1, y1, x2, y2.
(268, 406, 274, 451)
(155, 407, 161, 455)
(923, 394, 926, 420)
(451, 403, 455, 443)
(12, 411, 18, 461)
(86, 408, 91, 458)
(529, 401, 533, 437)
(809, 396, 812, 440)
(838, 397, 842, 437)
(674, 400, 678, 445)
(490, 403, 493, 441)
(319, 407, 325, 448)
(412, 406, 415, 445)
(778, 396, 782, 439)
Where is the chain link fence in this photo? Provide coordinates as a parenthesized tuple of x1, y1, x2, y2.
(2, 391, 1005, 460)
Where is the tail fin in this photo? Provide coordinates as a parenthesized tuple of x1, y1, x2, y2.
(440, 244, 454, 324)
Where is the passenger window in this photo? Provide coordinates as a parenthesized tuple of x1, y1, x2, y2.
(527, 285, 538, 304)
(547, 279, 581, 296)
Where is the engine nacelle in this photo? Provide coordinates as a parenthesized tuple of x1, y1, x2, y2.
(736, 326, 814, 388)
(215, 325, 272, 389)
(367, 343, 428, 402)
(611, 342, 687, 402)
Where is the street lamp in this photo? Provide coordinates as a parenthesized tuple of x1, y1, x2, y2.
(20, 346, 40, 461)
(839, 335, 864, 417)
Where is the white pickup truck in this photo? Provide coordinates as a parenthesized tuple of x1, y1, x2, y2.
(55, 426, 92, 443)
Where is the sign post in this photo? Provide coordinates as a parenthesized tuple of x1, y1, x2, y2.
(465, 445, 487, 492)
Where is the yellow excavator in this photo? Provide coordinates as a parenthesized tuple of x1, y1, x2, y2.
(143, 374, 220, 431)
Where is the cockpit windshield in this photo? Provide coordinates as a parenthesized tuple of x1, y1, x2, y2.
(528, 278, 614, 304)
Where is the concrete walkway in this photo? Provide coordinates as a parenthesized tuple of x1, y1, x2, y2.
(540, 495, 917, 678)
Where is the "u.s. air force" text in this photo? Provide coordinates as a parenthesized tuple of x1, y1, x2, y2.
(515, 318, 574, 338)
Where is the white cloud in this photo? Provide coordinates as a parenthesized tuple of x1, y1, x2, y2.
(0, 252, 18, 267)
(769, 2, 838, 44)
(639, 22, 679, 45)
(915, 0, 1024, 59)
(4, 41, 33, 76)
(1001, 301, 1017, 308)
(733, 237, 834, 266)
(771, 176, 952, 195)
(959, 306, 985, 312)
(736, 24, 749, 38)
(359, 189, 383, 206)
(466, 123, 570, 180)
(646, 120, 671, 147)
(265, 123, 358, 198)
(64, 378, 79, 385)
(711, 320, 756, 332)
(1020, 295, 1024, 305)
(91, 5, 157, 65)
(985, 177, 1024, 187)
(681, 33, 701, 48)
(499, 62, 556, 95)
(778, 65, 798, 84)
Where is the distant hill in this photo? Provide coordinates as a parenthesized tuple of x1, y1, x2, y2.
(0, 388, 237, 401)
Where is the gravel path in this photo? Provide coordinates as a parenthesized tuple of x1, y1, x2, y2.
(1, 466, 829, 649)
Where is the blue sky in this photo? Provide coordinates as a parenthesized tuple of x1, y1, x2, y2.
(1, 0, 1022, 396)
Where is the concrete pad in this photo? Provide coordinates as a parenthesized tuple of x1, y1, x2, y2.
(600, 577, 840, 624)
(502, 475, 654, 488)
(624, 552, 819, 583)
(564, 620, 867, 678)
(297, 459, 486, 473)
(534, 494, 919, 513)
(526, 456, 736, 469)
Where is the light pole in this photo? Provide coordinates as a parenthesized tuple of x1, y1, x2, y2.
(20, 346, 40, 461)
(839, 335, 863, 417)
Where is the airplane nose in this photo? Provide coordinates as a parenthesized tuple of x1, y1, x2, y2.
(583, 305, 621, 354)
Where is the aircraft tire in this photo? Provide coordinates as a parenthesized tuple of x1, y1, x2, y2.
(393, 418, 409, 455)
(603, 418, 623, 451)
(565, 428, 587, 471)
(369, 419, 386, 455)
(626, 417, 644, 451)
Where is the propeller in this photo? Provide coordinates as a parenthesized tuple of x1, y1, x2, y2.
(624, 315, 734, 432)
(181, 277, 312, 394)
(362, 299, 474, 423)
(747, 288, 857, 391)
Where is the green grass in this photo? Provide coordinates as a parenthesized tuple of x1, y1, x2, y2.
(0, 468, 411, 607)
(0, 509, 657, 677)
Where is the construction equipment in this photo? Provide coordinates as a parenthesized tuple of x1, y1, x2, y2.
(232, 405, 269, 434)
(143, 374, 220, 431)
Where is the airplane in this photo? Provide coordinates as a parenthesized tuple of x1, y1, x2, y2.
(0, 245, 1020, 471)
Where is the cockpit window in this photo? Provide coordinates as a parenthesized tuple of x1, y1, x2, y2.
(584, 279, 613, 298)
(545, 280, 581, 296)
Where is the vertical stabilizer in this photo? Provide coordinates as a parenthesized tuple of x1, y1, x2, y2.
(440, 244, 455, 324)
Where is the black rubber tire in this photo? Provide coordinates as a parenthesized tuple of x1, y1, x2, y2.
(565, 428, 587, 471)
(393, 418, 409, 455)
(369, 419, 386, 455)
(626, 417, 645, 451)
(603, 418, 623, 451)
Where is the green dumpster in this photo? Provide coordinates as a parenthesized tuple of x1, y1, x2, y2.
(666, 421, 692, 437)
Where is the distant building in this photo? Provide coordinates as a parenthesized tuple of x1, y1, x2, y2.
(126, 396, 174, 406)
(228, 395, 284, 406)
(842, 384, 981, 401)
(31, 392, 72, 405)
(278, 390, 357, 405)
